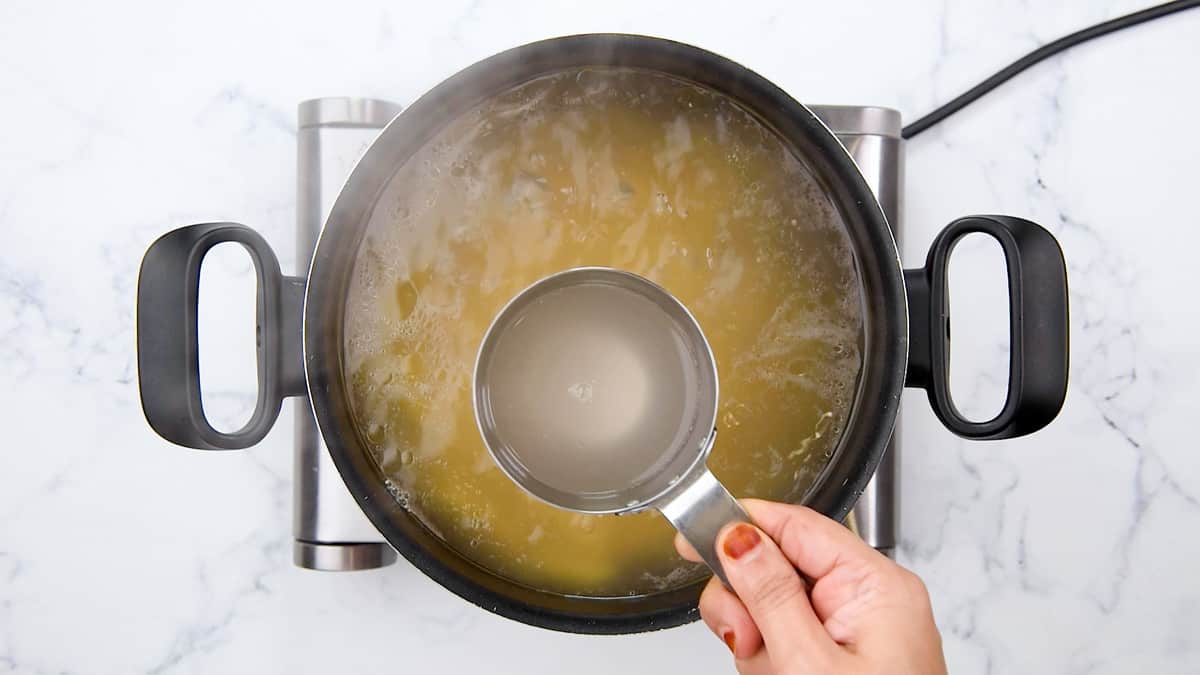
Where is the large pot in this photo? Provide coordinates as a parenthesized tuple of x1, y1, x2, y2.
(136, 34, 1068, 633)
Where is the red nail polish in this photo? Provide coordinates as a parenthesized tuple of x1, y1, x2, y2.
(722, 630, 736, 653)
(722, 524, 761, 560)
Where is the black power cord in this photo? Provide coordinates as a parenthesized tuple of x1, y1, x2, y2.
(902, 0, 1200, 139)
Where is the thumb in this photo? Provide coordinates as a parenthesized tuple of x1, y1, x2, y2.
(740, 500, 901, 641)
(716, 522, 839, 670)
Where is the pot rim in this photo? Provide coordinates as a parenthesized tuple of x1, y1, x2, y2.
(303, 32, 907, 634)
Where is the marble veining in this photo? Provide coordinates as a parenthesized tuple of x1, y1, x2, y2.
(2, 0, 1198, 673)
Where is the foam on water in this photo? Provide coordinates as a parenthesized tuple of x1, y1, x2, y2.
(342, 67, 865, 596)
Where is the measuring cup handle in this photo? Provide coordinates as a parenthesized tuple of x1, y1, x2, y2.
(658, 463, 752, 589)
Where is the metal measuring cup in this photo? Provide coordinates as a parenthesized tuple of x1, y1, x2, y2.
(473, 267, 752, 586)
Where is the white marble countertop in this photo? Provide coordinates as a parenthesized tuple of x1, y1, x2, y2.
(3, 0, 1199, 672)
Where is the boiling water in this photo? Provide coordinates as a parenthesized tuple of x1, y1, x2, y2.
(343, 67, 864, 596)
(484, 281, 698, 496)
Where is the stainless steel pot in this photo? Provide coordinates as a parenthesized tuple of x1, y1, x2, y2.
(137, 34, 1069, 633)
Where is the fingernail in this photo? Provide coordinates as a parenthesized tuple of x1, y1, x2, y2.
(722, 523, 761, 560)
(721, 629, 736, 653)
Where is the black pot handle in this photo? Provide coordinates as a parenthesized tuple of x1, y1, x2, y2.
(904, 215, 1069, 439)
(136, 222, 307, 450)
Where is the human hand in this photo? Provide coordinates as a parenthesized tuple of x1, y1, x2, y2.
(675, 499, 947, 674)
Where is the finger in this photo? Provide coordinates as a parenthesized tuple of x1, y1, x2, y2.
(716, 522, 837, 669)
(741, 499, 889, 579)
(674, 532, 701, 563)
(741, 500, 908, 643)
(696, 575, 763, 660)
(733, 646, 777, 675)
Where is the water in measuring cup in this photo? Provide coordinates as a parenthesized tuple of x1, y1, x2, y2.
(484, 282, 699, 496)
